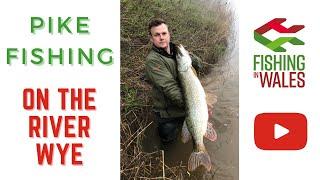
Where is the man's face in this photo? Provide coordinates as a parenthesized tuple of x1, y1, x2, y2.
(150, 23, 171, 50)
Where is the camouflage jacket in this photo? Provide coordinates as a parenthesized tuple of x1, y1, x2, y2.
(145, 43, 202, 118)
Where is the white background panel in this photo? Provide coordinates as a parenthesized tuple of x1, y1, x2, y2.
(240, 0, 320, 179)
(0, 0, 120, 179)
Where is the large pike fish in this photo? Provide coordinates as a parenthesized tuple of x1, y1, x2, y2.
(176, 44, 217, 172)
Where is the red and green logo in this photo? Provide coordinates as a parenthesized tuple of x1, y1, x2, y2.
(254, 18, 304, 52)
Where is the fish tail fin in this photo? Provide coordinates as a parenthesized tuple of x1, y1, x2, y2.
(188, 149, 212, 172)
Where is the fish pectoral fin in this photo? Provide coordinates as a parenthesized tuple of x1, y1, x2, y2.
(181, 120, 191, 143)
(204, 121, 217, 142)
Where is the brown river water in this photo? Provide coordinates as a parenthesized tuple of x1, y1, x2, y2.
(142, 53, 239, 180)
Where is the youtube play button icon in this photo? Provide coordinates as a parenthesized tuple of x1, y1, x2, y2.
(274, 124, 290, 139)
(254, 113, 307, 150)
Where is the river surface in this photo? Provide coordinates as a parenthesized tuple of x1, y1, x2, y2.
(142, 52, 239, 179)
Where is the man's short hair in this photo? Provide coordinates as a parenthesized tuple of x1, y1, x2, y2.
(148, 19, 167, 35)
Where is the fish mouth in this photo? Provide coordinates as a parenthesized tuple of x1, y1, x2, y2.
(176, 44, 183, 57)
(176, 44, 190, 57)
